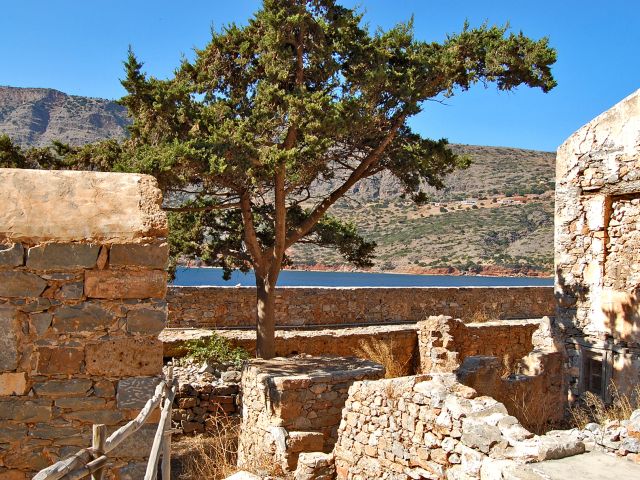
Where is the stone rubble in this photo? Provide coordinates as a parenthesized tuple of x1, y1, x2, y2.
(165, 360, 242, 434)
(573, 409, 640, 464)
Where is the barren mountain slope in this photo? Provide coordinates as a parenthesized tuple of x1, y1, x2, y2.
(0, 86, 129, 147)
(1, 85, 555, 275)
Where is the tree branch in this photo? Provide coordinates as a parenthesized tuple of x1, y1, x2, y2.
(163, 202, 240, 212)
(285, 114, 406, 248)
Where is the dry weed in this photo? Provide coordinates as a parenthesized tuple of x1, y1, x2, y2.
(356, 338, 413, 378)
(172, 416, 240, 480)
(466, 306, 499, 324)
(506, 387, 557, 435)
(569, 383, 640, 428)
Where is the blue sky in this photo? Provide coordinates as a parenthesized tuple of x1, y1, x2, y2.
(1, 1, 638, 151)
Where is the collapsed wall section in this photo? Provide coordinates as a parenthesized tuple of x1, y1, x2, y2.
(0, 168, 168, 479)
(555, 89, 640, 400)
(333, 374, 583, 480)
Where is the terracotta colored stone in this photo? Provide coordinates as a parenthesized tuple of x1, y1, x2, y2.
(84, 270, 166, 299)
(85, 338, 162, 376)
(36, 346, 84, 374)
(0, 372, 27, 395)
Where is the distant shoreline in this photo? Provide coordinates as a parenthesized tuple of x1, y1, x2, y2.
(179, 263, 553, 279)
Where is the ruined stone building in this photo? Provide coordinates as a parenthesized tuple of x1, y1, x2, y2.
(555, 89, 640, 402)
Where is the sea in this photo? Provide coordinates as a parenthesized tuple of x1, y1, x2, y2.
(172, 267, 553, 287)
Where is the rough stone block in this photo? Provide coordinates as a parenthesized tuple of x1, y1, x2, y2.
(0, 243, 24, 268)
(93, 379, 115, 398)
(117, 376, 161, 409)
(55, 396, 107, 410)
(0, 372, 27, 395)
(84, 270, 166, 299)
(53, 302, 113, 332)
(126, 308, 166, 335)
(58, 281, 84, 300)
(29, 423, 82, 440)
(64, 409, 124, 425)
(0, 168, 167, 243)
(26, 243, 99, 270)
(111, 425, 156, 458)
(110, 242, 169, 269)
(0, 307, 18, 371)
(116, 462, 148, 480)
(36, 346, 84, 374)
(33, 379, 93, 397)
(0, 271, 47, 297)
(288, 431, 325, 453)
(85, 338, 162, 376)
(0, 399, 52, 422)
(0, 423, 27, 442)
(29, 312, 52, 335)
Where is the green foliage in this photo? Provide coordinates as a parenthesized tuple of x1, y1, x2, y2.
(0, 134, 76, 169)
(184, 333, 249, 368)
(104, 1, 556, 280)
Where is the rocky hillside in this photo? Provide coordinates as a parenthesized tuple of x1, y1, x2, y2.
(0, 85, 555, 275)
(0, 86, 129, 147)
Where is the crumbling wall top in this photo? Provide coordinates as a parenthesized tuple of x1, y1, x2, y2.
(0, 168, 167, 243)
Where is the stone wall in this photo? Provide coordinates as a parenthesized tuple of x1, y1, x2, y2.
(555, 89, 640, 400)
(332, 374, 584, 480)
(237, 356, 384, 475)
(418, 316, 566, 427)
(0, 168, 168, 479)
(162, 324, 418, 375)
(167, 286, 554, 328)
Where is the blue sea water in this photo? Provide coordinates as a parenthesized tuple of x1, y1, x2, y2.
(172, 267, 553, 287)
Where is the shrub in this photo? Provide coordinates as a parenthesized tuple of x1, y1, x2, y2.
(570, 383, 640, 428)
(184, 333, 249, 368)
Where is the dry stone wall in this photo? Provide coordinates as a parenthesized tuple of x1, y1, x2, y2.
(0, 168, 168, 479)
(238, 356, 384, 475)
(167, 286, 554, 328)
(555, 89, 640, 400)
(333, 374, 584, 480)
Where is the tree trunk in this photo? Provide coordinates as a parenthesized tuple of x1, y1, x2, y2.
(255, 274, 277, 359)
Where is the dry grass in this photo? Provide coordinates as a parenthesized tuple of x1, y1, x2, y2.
(466, 305, 500, 324)
(570, 383, 640, 429)
(506, 386, 559, 435)
(171, 416, 240, 480)
(356, 338, 413, 378)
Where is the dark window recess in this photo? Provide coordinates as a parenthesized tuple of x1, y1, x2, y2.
(584, 356, 604, 395)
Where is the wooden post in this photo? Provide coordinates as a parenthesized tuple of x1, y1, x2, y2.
(161, 366, 174, 480)
(91, 424, 107, 480)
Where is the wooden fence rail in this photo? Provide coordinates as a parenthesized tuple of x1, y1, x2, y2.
(33, 368, 177, 480)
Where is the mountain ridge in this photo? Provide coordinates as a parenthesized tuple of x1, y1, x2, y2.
(0, 85, 555, 276)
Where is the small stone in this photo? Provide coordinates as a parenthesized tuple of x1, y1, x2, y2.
(221, 370, 242, 383)
(0, 243, 24, 268)
(58, 281, 84, 300)
(30, 312, 52, 335)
